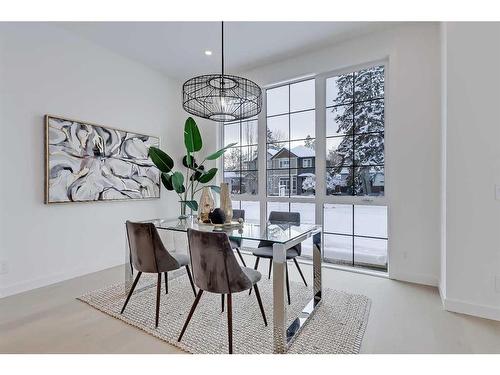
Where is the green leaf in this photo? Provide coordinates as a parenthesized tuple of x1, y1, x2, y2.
(161, 173, 173, 190)
(171, 171, 185, 194)
(184, 200, 198, 211)
(182, 155, 197, 169)
(198, 168, 217, 183)
(184, 117, 202, 152)
(208, 185, 220, 194)
(148, 147, 174, 173)
(205, 143, 238, 160)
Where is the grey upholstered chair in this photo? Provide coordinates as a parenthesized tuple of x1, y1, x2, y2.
(178, 228, 267, 354)
(230, 209, 246, 266)
(250, 211, 308, 305)
(122, 221, 196, 328)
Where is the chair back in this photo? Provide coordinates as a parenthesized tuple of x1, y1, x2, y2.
(259, 211, 302, 255)
(232, 209, 245, 221)
(268, 211, 300, 225)
(126, 221, 178, 273)
(187, 229, 253, 294)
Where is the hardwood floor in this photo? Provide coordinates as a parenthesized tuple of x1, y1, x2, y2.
(1, 255, 499, 354)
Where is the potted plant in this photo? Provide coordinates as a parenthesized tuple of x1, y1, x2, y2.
(148, 117, 235, 219)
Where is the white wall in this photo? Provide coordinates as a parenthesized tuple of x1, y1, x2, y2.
(441, 22, 500, 320)
(0, 23, 188, 297)
(242, 23, 442, 286)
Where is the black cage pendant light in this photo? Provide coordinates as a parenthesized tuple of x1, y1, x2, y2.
(182, 22, 262, 122)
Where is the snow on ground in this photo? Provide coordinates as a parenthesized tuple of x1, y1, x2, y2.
(234, 200, 388, 268)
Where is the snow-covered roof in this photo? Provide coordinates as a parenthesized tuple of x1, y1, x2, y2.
(271, 145, 315, 159)
(290, 145, 315, 158)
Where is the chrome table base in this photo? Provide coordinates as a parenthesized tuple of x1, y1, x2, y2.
(273, 230, 322, 353)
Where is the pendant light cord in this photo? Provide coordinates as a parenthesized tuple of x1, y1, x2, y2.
(221, 21, 224, 77)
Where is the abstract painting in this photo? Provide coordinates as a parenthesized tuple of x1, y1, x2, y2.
(45, 115, 160, 203)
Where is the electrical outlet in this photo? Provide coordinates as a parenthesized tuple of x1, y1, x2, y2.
(0, 260, 8, 275)
(495, 275, 500, 293)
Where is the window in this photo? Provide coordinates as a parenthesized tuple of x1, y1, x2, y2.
(279, 159, 289, 168)
(266, 79, 316, 197)
(323, 204, 388, 270)
(326, 65, 385, 196)
(223, 118, 258, 195)
(221, 62, 388, 273)
(302, 158, 312, 168)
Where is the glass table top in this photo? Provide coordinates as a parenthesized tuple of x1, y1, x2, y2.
(144, 218, 321, 244)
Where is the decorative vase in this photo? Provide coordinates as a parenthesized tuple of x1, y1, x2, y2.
(209, 208, 226, 224)
(179, 201, 188, 220)
(220, 182, 233, 223)
(198, 187, 215, 223)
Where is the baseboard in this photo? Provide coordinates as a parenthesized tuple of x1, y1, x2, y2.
(443, 297, 500, 322)
(0, 260, 123, 299)
(389, 271, 439, 287)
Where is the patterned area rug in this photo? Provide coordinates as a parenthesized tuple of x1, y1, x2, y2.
(78, 270, 371, 354)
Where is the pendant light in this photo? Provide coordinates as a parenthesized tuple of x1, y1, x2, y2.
(182, 22, 262, 122)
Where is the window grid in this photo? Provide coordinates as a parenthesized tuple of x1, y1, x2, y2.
(266, 79, 316, 198)
(223, 118, 258, 195)
(323, 204, 388, 270)
(326, 66, 385, 197)
(220, 63, 388, 273)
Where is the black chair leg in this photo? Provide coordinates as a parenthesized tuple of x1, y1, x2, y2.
(155, 273, 161, 327)
(227, 293, 233, 354)
(285, 262, 291, 305)
(249, 257, 260, 295)
(185, 265, 196, 297)
(221, 294, 224, 313)
(121, 271, 142, 314)
(178, 290, 204, 342)
(293, 258, 308, 287)
(253, 284, 268, 326)
(268, 259, 272, 279)
(164, 272, 168, 294)
(235, 248, 246, 267)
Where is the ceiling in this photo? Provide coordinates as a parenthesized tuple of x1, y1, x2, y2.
(59, 22, 395, 80)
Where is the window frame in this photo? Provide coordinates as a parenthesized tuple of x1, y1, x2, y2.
(219, 59, 389, 271)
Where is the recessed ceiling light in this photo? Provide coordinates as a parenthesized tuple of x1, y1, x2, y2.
(204, 50, 212, 56)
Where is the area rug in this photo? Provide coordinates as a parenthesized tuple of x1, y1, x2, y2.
(78, 270, 371, 354)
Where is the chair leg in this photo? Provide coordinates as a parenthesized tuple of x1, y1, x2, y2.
(249, 257, 260, 295)
(235, 248, 246, 267)
(121, 271, 142, 314)
(285, 262, 291, 305)
(164, 272, 168, 294)
(178, 290, 204, 342)
(155, 273, 161, 328)
(268, 259, 272, 279)
(221, 294, 224, 313)
(227, 293, 233, 354)
(253, 284, 268, 326)
(185, 265, 196, 297)
(293, 258, 308, 287)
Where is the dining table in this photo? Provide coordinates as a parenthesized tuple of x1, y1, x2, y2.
(124, 217, 322, 354)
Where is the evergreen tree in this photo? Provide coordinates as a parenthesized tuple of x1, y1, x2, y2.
(327, 65, 385, 195)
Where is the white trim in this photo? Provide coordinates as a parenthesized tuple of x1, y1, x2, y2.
(443, 297, 500, 322)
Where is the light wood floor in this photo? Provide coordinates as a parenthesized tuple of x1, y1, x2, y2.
(1, 254, 499, 354)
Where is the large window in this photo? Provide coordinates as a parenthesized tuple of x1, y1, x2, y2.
(266, 79, 316, 197)
(223, 118, 258, 195)
(221, 63, 388, 272)
(326, 65, 385, 196)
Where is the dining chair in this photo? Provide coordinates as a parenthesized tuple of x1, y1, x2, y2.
(230, 209, 246, 266)
(122, 221, 197, 328)
(249, 211, 308, 305)
(178, 228, 267, 354)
